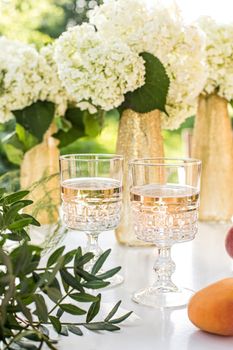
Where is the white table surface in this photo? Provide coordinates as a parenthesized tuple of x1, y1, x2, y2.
(39, 222, 233, 350)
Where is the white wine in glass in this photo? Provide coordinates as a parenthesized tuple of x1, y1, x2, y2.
(62, 177, 122, 233)
(60, 154, 124, 286)
(129, 158, 201, 308)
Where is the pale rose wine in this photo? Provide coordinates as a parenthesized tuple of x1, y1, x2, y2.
(61, 177, 122, 231)
(130, 184, 199, 244)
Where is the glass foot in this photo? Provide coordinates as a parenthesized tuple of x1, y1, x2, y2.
(132, 286, 194, 308)
(106, 273, 124, 288)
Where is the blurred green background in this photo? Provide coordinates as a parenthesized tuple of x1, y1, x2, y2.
(0, 0, 193, 183)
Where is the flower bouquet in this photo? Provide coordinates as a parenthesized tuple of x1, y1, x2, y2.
(53, 0, 206, 244)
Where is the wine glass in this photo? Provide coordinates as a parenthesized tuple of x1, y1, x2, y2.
(129, 158, 201, 308)
(59, 154, 124, 286)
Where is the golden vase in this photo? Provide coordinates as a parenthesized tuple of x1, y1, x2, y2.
(116, 109, 164, 246)
(192, 94, 233, 221)
(20, 123, 60, 224)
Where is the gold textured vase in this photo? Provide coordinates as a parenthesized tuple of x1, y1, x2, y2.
(192, 94, 233, 221)
(116, 109, 164, 245)
(20, 123, 60, 224)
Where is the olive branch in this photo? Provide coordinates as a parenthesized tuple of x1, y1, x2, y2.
(0, 188, 132, 350)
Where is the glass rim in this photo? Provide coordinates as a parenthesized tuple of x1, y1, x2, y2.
(129, 157, 202, 167)
(60, 153, 124, 162)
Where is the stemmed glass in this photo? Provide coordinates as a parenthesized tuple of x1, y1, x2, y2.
(59, 154, 124, 285)
(129, 158, 201, 308)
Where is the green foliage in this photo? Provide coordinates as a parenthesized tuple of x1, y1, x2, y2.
(0, 0, 104, 45)
(0, 187, 132, 349)
(2, 124, 39, 166)
(53, 107, 86, 148)
(123, 52, 170, 114)
(83, 110, 105, 137)
(0, 121, 19, 178)
(60, 110, 119, 155)
(0, 188, 40, 243)
(54, 107, 105, 148)
(13, 101, 55, 143)
(16, 124, 39, 151)
(2, 133, 24, 166)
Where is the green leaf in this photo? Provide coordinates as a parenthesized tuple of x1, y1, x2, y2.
(8, 218, 33, 230)
(86, 294, 101, 323)
(74, 247, 82, 266)
(83, 280, 110, 290)
(16, 340, 41, 350)
(46, 287, 62, 303)
(47, 246, 65, 268)
(6, 230, 30, 242)
(2, 190, 29, 204)
(83, 110, 103, 137)
(40, 325, 49, 337)
(56, 308, 64, 319)
(84, 322, 120, 331)
(16, 298, 33, 324)
(96, 267, 121, 280)
(91, 249, 111, 275)
(11, 244, 32, 275)
(68, 325, 83, 336)
(54, 128, 84, 148)
(4, 202, 32, 227)
(53, 107, 85, 148)
(6, 313, 21, 331)
(45, 256, 64, 286)
(110, 311, 133, 324)
(124, 52, 170, 114)
(60, 326, 69, 336)
(0, 188, 5, 198)
(104, 301, 121, 322)
(34, 294, 48, 322)
(20, 213, 40, 227)
(13, 101, 55, 142)
(75, 252, 94, 267)
(62, 249, 77, 266)
(65, 107, 86, 129)
(74, 247, 82, 281)
(75, 267, 100, 282)
(2, 132, 24, 165)
(70, 292, 99, 303)
(49, 316, 61, 334)
(16, 123, 39, 151)
(60, 269, 84, 292)
(55, 115, 72, 132)
(60, 304, 86, 315)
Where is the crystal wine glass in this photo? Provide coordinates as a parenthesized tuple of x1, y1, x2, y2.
(129, 158, 201, 308)
(60, 154, 124, 285)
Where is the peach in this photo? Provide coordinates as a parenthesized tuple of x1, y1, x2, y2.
(188, 278, 233, 336)
(225, 227, 233, 258)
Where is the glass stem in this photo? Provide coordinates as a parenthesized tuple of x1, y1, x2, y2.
(85, 232, 103, 262)
(153, 245, 178, 292)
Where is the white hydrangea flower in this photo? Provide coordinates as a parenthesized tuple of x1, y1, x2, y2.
(54, 23, 145, 112)
(90, 0, 207, 129)
(39, 44, 72, 116)
(198, 16, 233, 101)
(78, 101, 98, 114)
(0, 37, 44, 123)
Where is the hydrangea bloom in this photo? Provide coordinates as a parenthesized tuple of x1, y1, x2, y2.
(90, 0, 207, 129)
(198, 16, 233, 101)
(0, 37, 43, 123)
(39, 44, 71, 116)
(54, 23, 145, 113)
